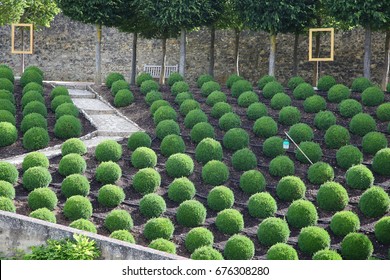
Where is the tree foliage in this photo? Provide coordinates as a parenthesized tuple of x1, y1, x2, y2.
(0, 0, 26, 26)
(21, 0, 60, 28)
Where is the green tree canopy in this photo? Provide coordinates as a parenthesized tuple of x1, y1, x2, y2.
(0, 0, 27, 26)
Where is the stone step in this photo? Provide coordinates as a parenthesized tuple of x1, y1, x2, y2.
(72, 98, 115, 114)
(69, 89, 96, 99)
(89, 114, 139, 137)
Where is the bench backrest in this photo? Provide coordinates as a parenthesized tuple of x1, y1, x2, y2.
(143, 64, 178, 78)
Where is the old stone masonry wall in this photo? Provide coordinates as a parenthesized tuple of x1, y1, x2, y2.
(0, 14, 387, 86)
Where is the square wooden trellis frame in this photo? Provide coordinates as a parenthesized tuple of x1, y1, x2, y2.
(11, 24, 34, 54)
(308, 28, 334, 62)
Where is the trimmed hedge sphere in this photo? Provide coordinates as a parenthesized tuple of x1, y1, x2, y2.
(376, 103, 390, 121)
(349, 113, 376, 137)
(50, 86, 69, 99)
(307, 162, 334, 185)
(207, 186, 234, 211)
(96, 161, 122, 184)
(219, 112, 241, 131)
(20, 70, 43, 87)
(257, 218, 290, 246)
(61, 174, 90, 198)
(298, 226, 331, 256)
(185, 227, 214, 253)
(202, 160, 229, 185)
(55, 103, 79, 119)
(211, 102, 232, 119)
(195, 138, 223, 164)
(21, 113, 47, 133)
(111, 80, 129, 96)
(374, 217, 390, 244)
(341, 233, 373, 260)
(22, 166, 52, 191)
(127, 132, 151, 151)
(191, 246, 224, 260)
(51, 95, 73, 112)
(105, 72, 125, 88)
(168, 177, 196, 203)
(263, 136, 285, 158)
(190, 122, 215, 143)
(296, 141, 323, 164)
(184, 109, 208, 129)
(372, 148, 390, 176)
(253, 116, 278, 138)
(278, 106, 301, 126)
(327, 84, 350, 103)
(61, 138, 87, 156)
(336, 145, 363, 169)
(63, 195, 93, 221)
(0, 78, 13, 93)
(171, 81, 190, 96)
(358, 186, 390, 218)
(95, 140, 122, 162)
(270, 92, 291, 110)
(248, 192, 277, 219)
(180, 99, 200, 116)
(150, 100, 170, 115)
(98, 184, 125, 207)
(29, 208, 56, 223)
(27, 187, 57, 211)
(140, 80, 159, 95)
(206, 91, 227, 106)
(362, 86, 384, 106)
(145, 90, 163, 106)
(136, 72, 153, 87)
(330, 211, 360, 237)
(54, 115, 82, 139)
(201, 81, 221, 97)
(224, 234, 254, 260)
(160, 135, 186, 157)
(223, 128, 249, 151)
(345, 164, 374, 190)
(0, 162, 18, 184)
(339, 99, 362, 118)
(154, 106, 177, 125)
(269, 156, 295, 177)
(114, 89, 134, 107)
(176, 200, 207, 228)
(226, 74, 244, 88)
(303, 95, 326, 113)
(0, 196, 15, 212)
(239, 170, 266, 194)
(293, 82, 315, 100)
(109, 230, 135, 243)
(0, 110, 15, 125)
(0, 68, 14, 82)
(237, 91, 259, 107)
(0, 122, 17, 147)
(231, 148, 257, 171)
(286, 200, 318, 229)
(165, 153, 194, 178)
(132, 168, 161, 194)
(288, 123, 314, 144)
(131, 147, 157, 168)
(324, 125, 350, 149)
(139, 193, 166, 218)
(197, 74, 214, 88)
(174, 91, 193, 105)
(231, 80, 253, 98)
(267, 243, 298, 260)
(0, 90, 15, 104)
(22, 82, 43, 95)
(149, 238, 176, 254)
(262, 81, 284, 99)
(167, 72, 184, 87)
(276, 176, 306, 202)
(0, 180, 15, 199)
(313, 249, 342, 260)
(216, 209, 244, 235)
(104, 209, 133, 232)
(316, 182, 349, 211)
(314, 111, 336, 130)
(246, 102, 268, 120)
(22, 91, 45, 108)
(58, 154, 86, 176)
(23, 101, 47, 117)
(317, 75, 336, 91)
(257, 75, 276, 89)
(69, 219, 97, 233)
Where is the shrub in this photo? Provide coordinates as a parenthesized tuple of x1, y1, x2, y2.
(140, 80, 159, 95)
(171, 81, 189, 96)
(150, 100, 170, 115)
(374, 217, 390, 244)
(207, 186, 234, 211)
(24, 66, 44, 77)
(324, 125, 350, 149)
(154, 106, 177, 125)
(226, 74, 244, 88)
(51, 95, 73, 112)
(109, 230, 135, 243)
(362, 86, 385, 106)
(298, 226, 330, 255)
(201, 81, 220, 97)
(191, 246, 223, 260)
(351, 77, 372, 92)
(23, 101, 47, 117)
(54, 115, 82, 139)
(316, 182, 349, 211)
(262, 81, 284, 99)
(276, 176, 306, 202)
(257, 75, 276, 89)
(96, 161, 122, 184)
(339, 99, 362, 118)
(168, 177, 196, 203)
(61, 174, 90, 198)
(303, 95, 326, 113)
(0, 90, 15, 104)
(139, 193, 166, 218)
(359, 186, 390, 218)
(262, 136, 285, 158)
(197, 74, 214, 88)
(160, 135, 186, 157)
(127, 132, 152, 151)
(190, 122, 215, 143)
(132, 168, 161, 194)
(349, 113, 376, 137)
(372, 148, 390, 176)
(29, 208, 56, 223)
(184, 109, 208, 129)
(185, 227, 214, 253)
(341, 233, 373, 260)
(179, 99, 200, 116)
(111, 80, 129, 96)
(131, 147, 157, 168)
(293, 83, 315, 100)
(176, 200, 207, 227)
(0, 122, 17, 147)
(0, 78, 13, 93)
(231, 148, 257, 171)
(0, 180, 15, 199)
(114, 89, 134, 107)
(224, 234, 254, 260)
(95, 140, 122, 162)
(288, 123, 314, 144)
(266, 243, 298, 260)
(0, 99, 16, 115)
(336, 145, 363, 169)
(313, 249, 342, 260)
(27, 187, 57, 211)
(136, 72, 153, 86)
(22, 82, 43, 95)
(50, 86, 69, 99)
(287, 76, 305, 90)
(174, 91, 193, 105)
(345, 164, 374, 190)
(69, 219, 97, 233)
(296, 141, 323, 163)
(286, 200, 318, 229)
(330, 211, 360, 237)
(314, 111, 336, 130)
(98, 184, 125, 208)
(216, 209, 244, 235)
(0, 162, 18, 184)
(269, 156, 295, 177)
(195, 138, 223, 164)
(202, 160, 229, 185)
(317, 75, 336, 91)
(246, 102, 268, 120)
(239, 170, 266, 194)
(165, 153, 194, 178)
(63, 195, 92, 221)
(307, 162, 334, 185)
(219, 112, 241, 131)
(257, 218, 290, 246)
(104, 209, 133, 232)
(223, 128, 249, 151)
(58, 154, 86, 177)
(278, 106, 301, 126)
(0, 197, 15, 212)
(105, 72, 125, 88)
(253, 116, 278, 138)
(167, 72, 184, 86)
(55, 103, 79, 119)
(21, 113, 47, 133)
(0, 67, 14, 82)
(61, 138, 87, 156)
(376, 103, 390, 121)
(145, 90, 163, 106)
(23, 166, 52, 191)
(20, 70, 43, 87)
(270, 92, 291, 110)
(248, 192, 277, 218)
(231, 80, 253, 98)
(237, 91, 259, 107)
(149, 239, 176, 254)
(328, 84, 350, 103)
(211, 102, 232, 119)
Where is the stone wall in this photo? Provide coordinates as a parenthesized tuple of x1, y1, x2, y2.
(0, 14, 387, 86)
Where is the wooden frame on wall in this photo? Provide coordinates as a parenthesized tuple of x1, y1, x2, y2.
(308, 28, 334, 62)
(11, 23, 34, 54)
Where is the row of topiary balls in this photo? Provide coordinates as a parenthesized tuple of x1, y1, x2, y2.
(105, 72, 134, 107)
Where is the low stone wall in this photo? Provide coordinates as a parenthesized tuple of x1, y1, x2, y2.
(0, 211, 185, 260)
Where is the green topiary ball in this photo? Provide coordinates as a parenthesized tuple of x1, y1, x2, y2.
(374, 217, 390, 244)
(61, 174, 90, 198)
(23, 127, 50, 151)
(0, 68, 14, 83)
(330, 211, 360, 237)
(176, 200, 207, 228)
(179, 99, 200, 116)
(287, 76, 305, 90)
(0, 180, 15, 199)
(23, 101, 48, 117)
(223, 128, 249, 151)
(29, 208, 56, 223)
(362, 132, 388, 156)
(201, 81, 221, 97)
(171, 81, 190, 96)
(105, 72, 125, 88)
(207, 186, 234, 211)
(276, 176, 306, 202)
(136, 72, 153, 87)
(269, 156, 295, 177)
(237, 91, 259, 107)
(0, 78, 14, 94)
(132, 168, 161, 194)
(239, 170, 266, 194)
(307, 162, 334, 185)
(50, 86, 69, 99)
(231, 148, 257, 171)
(298, 226, 331, 255)
(219, 112, 241, 131)
(195, 138, 223, 164)
(139, 193, 166, 218)
(184, 109, 208, 129)
(54, 115, 82, 139)
(0, 162, 18, 184)
(324, 125, 350, 149)
(61, 138, 87, 156)
(231, 80, 253, 98)
(216, 209, 244, 235)
(167, 177, 196, 203)
(202, 160, 229, 185)
(258, 75, 276, 90)
(131, 147, 157, 168)
(104, 209, 133, 232)
(345, 164, 374, 190)
(362, 86, 384, 106)
(0, 90, 15, 104)
(23, 166, 52, 191)
(27, 187, 57, 211)
(149, 238, 176, 254)
(278, 106, 301, 126)
(0, 99, 16, 115)
(145, 90, 163, 106)
(20, 70, 43, 87)
(140, 80, 159, 95)
(316, 182, 349, 211)
(349, 113, 376, 137)
(190, 122, 215, 143)
(69, 219, 97, 233)
(376, 102, 390, 121)
(22, 151, 49, 171)
(336, 145, 363, 169)
(160, 135, 186, 157)
(253, 116, 278, 138)
(341, 233, 373, 260)
(317, 75, 336, 91)
(185, 227, 214, 253)
(0, 196, 15, 212)
(293, 83, 315, 100)
(270, 92, 291, 110)
(257, 218, 290, 246)
(95, 140, 122, 162)
(211, 102, 232, 119)
(206, 91, 226, 106)
(22, 82, 43, 95)
(328, 84, 350, 103)
(114, 89, 134, 107)
(263, 136, 285, 158)
(111, 80, 129, 96)
(248, 192, 277, 219)
(358, 186, 390, 218)
(372, 148, 390, 176)
(0, 122, 17, 147)
(144, 217, 175, 240)
(155, 119, 180, 140)
(58, 153, 86, 177)
(167, 72, 184, 87)
(287, 199, 318, 229)
(154, 106, 177, 125)
(303, 95, 326, 113)
(266, 243, 298, 260)
(197, 74, 214, 88)
(0, 109, 15, 125)
(191, 246, 224, 260)
(288, 123, 314, 144)
(339, 99, 362, 118)
(55, 103, 79, 119)
(224, 234, 254, 260)
(63, 195, 92, 221)
(313, 249, 342, 260)
(314, 110, 336, 130)
(150, 100, 170, 115)
(98, 184, 125, 208)
(165, 153, 194, 178)
(127, 132, 152, 151)
(296, 141, 323, 163)
(262, 81, 284, 99)
(246, 102, 268, 120)
(109, 230, 135, 243)
(227, 74, 244, 88)
(51, 95, 73, 112)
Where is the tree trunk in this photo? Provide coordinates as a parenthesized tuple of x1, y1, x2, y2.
(363, 27, 372, 79)
(179, 28, 186, 77)
(21, 28, 25, 74)
(209, 25, 216, 77)
(95, 24, 102, 86)
(269, 34, 277, 76)
(292, 32, 299, 76)
(160, 38, 167, 85)
(381, 30, 389, 90)
(234, 28, 240, 75)
(130, 32, 137, 85)
(313, 32, 321, 86)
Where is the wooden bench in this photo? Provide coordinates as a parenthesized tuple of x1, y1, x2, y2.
(143, 64, 178, 78)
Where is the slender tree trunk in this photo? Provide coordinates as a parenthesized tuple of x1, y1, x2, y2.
(313, 32, 321, 86)
(234, 28, 240, 75)
(209, 25, 216, 77)
(179, 28, 186, 77)
(269, 34, 277, 76)
(160, 38, 167, 85)
(21, 28, 25, 74)
(292, 32, 299, 76)
(130, 32, 138, 85)
(95, 24, 102, 85)
(363, 27, 372, 79)
(382, 30, 390, 91)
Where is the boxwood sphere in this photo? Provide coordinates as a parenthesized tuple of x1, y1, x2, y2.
(98, 184, 125, 207)
(330, 211, 360, 237)
(201, 81, 221, 97)
(219, 112, 241, 131)
(150, 100, 170, 115)
(105, 72, 125, 88)
(0, 122, 17, 147)
(54, 115, 82, 139)
(216, 209, 244, 235)
(314, 110, 336, 130)
(149, 238, 176, 254)
(184, 109, 208, 129)
(139, 193, 166, 218)
(61, 174, 90, 198)
(140, 79, 159, 95)
(22, 82, 43, 95)
(307, 162, 334, 185)
(27, 187, 58, 211)
(104, 209, 133, 232)
(0, 99, 16, 115)
(202, 160, 229, 185)
(160, 135, 186, 157)
(211, 102, 232, 119)
(325, 125, 351, 149)
(167, 72, 184, 86)
(296, 141, 323, 163)
(69, 219, 97, 233)
(206, 91, 227, 106)
(227, 74, 244, 88)
(303, 95, 326, 113)
(288, 123, 314, 144)
(22, 152, 49, 171)
(298, 226, 331, 255)
(185, 227, 214, 253)
(58, 154, 86, 177)
(362, 86, 385, 106)
(0, 196, 15, 212)
(132, 168, 161, 194)
(345, 164, 374, 190)
(372, 148, 390, 176)
(317, 75, 336, 91)
(0, 78, 14, 93)
(207, 186, 234, 211)
(144, 217, 175, 240)
(316, 182, 349, 211)
(179, 99, 200, 116)
(51, 95, 73, 112)
(362, 132, 388, 155)
(224, 234, 255, 260)
(239, 170, 266, 194)
(328, 84, 351, 103)
(237, 91, 259, 107)
(270, 92, 291, 110)
(374, 217, 390, 244)
(286, 200, 318, 229)
(21, 91, 45, 109)
(114, 89, 134, 107)
(190, 122, 215, 143)
(341, 233, 373, 260)
(276, 176, 306, 202)
(176, 200, 207, 227)
(293, 83, 315, 100)
(266, 243, 298, 260)
(165, 153, 194, 178)
(0, 180, 15, 199)
(269, 156, 295, 177)
(258, 75, 276, 89)
(23, 101, 47, 117)
(246, 102, 268, 120)
(0, 162, 19, 184)
(0, 109, 15, 125)
(171, 82, 190, 96)
(339, 99, 362, 118)
(253, 116, 278, 138)
(131, 147, 157, 168)
(258, 218, 290, 246)
(111, 80, 129, 96)
(349, 113, 376, 137)
(155, 119, 180, 140)
(336, 145, 363, 169)
(223, 128, 249, 151)
(231, 148, 257, 171)
(376, 103, 390, 121)
(278, 106, 301, 126)
(127, 131, 152, 151)
(154, 106, 177, 125)
(109, 230, 135, 243)
(262, 81, 284, 99)
(55, 103, 79, 119)
(50, 86, 69, 99)
(61, 138, 87, 156)
(263, 136, 285, 158)
(231, 80, 253, 98)
(195, 138, 223, 164)
(191, 246, 224, 260)
(95, 140, 122, 162)
(136, 72, 153, 86)
(0, 68, 14, 83)
(313, 249, 342, 260)
(63, 195, 92, 221)
(145, 90, 163, 106)
(21, 113, 47, 133)
(23, 126, 50, 151)
(29, 208, 56, 223)
(20, 70, 43, 87)
(248, 192, 277, 218)
(23, 166, 52, 191)
(358, 186, 390, 218)
(168, 177, 196, 203)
